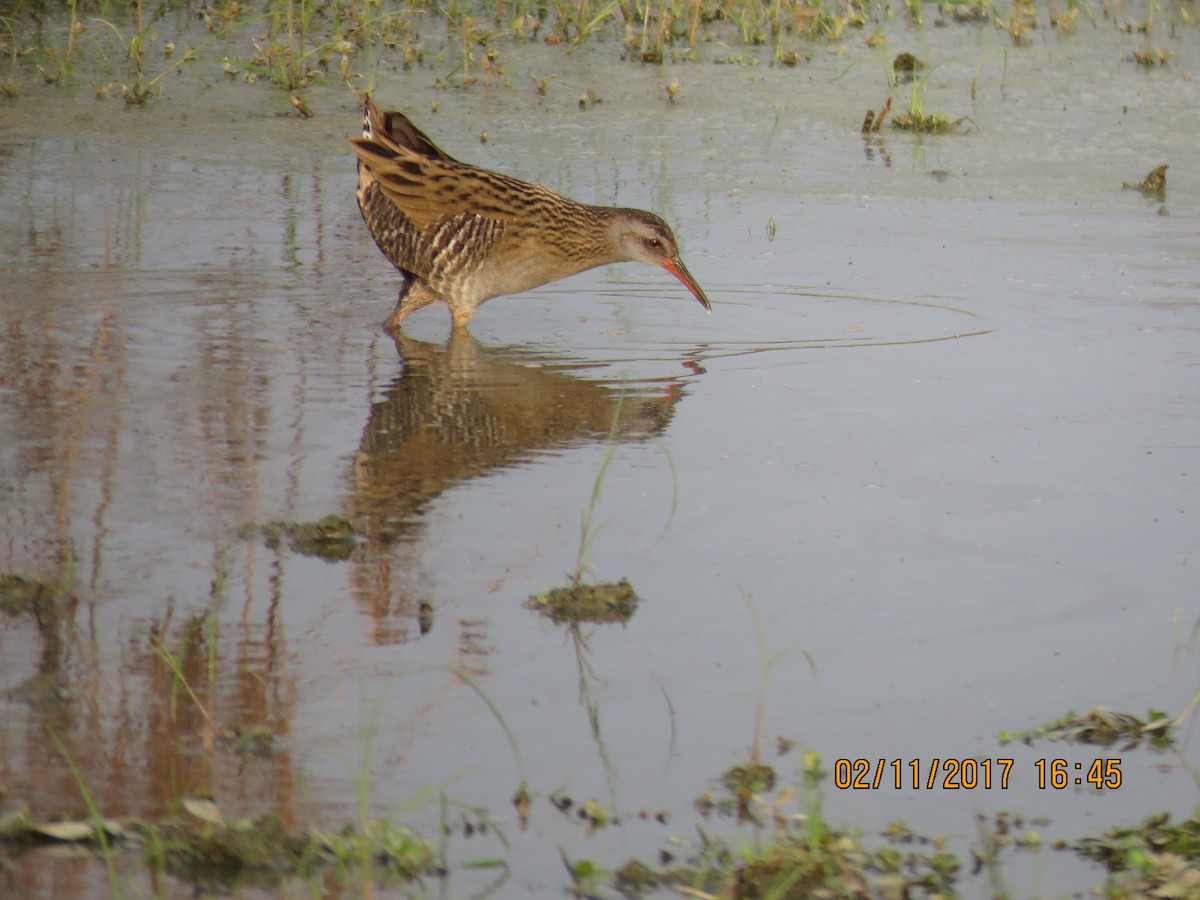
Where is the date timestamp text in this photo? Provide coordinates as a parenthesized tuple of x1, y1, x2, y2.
(833, 758, 1122, 791)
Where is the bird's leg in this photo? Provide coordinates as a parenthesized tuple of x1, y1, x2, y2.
(383, 296, 408, 333)
(446, 295, 481, 330)
(384, 279, 441, 333)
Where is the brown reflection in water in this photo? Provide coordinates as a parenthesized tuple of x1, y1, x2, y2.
(863, 132, 892, 167)
(0, 297, 298, 829)
(344, 330, 686, 642)
(1, 289, 295, 847)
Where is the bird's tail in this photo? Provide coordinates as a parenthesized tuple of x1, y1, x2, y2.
(359, 94, 457, 163)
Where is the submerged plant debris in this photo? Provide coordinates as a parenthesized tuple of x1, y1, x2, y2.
(613, 859, 661, 896)
(6, 672, 66, 708)
(241, 515, 359, 561)
(970, 810, 1048, 876)
(624, 755, 961, 898)
(0, 804, 436, 888)
(1127, 47, 1172, 67)
(524, 579, 639, 624)
(0, 573, 70, 617)
(216, 726, 279, 759)
(999, 707, 1174, 750)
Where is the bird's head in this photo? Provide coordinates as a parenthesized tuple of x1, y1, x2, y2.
(611, 210, 711, 312)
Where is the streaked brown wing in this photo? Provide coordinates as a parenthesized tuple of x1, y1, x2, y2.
(349, 137, 561, 236)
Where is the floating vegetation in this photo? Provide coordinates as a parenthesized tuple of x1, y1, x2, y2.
(242, 515, 359, 561)
(998, 0, 1037, 43)
(578, 88, 603, 109)
(873, 45, 970, 135)
(972, 809, 1048, 870)
(720, 761, 778, 818)
(998, 707, 1174, 750)
(891, 50, 924, 79)
(550, 787, 617, 835)
(0, 804, 436, 889)
(1123, 163, 1169, 196)
(939, 0, 991, 23)
(628, 752, 961, 898)
(622, 740, 1200, 896)
(891, 108, 966, 133)
(613, 858, 661, 896)
(525, 579, 639, 624)
(1074, 810, 1200, 897)
(1127, 47, 1172, 66)
(1049, 2, 1079, 30)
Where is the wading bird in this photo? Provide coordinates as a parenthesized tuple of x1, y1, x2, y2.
(349, 96, 710, 330)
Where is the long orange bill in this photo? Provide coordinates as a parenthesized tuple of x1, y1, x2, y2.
(663, 257, 711, 312)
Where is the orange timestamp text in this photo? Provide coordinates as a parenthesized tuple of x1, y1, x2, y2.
(833, 758, 1122, 790)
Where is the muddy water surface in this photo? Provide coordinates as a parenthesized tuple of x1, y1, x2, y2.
(2, 14, 1198, 898)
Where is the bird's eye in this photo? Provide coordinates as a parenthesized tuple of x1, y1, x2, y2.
(644, 238, 662, 251)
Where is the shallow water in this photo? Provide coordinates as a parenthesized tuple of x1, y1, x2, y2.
(1, 11, 1199, 897)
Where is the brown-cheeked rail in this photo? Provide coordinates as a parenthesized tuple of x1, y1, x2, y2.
(349, 96, 711, 330)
